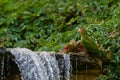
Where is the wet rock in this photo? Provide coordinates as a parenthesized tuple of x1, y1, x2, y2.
(0, 47, 21, 80)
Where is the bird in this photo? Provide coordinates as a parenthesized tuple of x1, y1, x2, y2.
(78, 28, 111, 62)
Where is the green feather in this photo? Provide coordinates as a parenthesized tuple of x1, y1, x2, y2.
(80, 28, 106, 59)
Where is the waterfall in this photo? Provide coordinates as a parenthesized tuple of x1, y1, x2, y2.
(9, 48, 71, 80)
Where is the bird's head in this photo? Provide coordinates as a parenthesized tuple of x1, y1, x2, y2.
(78, 28, 88, 35)
(78, 28, 85, 33)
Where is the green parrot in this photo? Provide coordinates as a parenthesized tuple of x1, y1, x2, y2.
(78, 28, 109, 61)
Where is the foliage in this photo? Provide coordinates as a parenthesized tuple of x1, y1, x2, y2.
(0, 0, 120, 79)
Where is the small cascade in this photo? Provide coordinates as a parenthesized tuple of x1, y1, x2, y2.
(63, 54, 71, 80)
(55, 53, 71, 80)
(37, 52, 60, 80)
(9, 48, 71, 80)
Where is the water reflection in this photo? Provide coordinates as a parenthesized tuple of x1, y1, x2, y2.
(71, 69, 100, 80)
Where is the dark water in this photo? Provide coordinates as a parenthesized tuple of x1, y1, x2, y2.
(71, 69, 100, 80)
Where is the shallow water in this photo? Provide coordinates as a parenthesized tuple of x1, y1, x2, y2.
(71, 69, 100, 80)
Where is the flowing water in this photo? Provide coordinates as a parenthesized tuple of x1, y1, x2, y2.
(63, 54, 71, 80)
(9, 48, 71, 80)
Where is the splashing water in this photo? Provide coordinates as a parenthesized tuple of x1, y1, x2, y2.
(9, 48, 71, 80)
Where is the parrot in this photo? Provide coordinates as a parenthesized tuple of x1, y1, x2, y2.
(78, 28, 112, 62)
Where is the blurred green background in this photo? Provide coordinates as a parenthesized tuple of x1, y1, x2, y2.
(0, 0, 120, 79)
